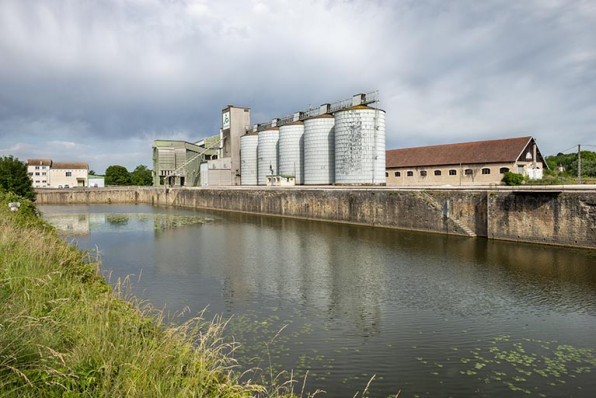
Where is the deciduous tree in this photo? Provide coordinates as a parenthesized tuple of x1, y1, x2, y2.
(0, 155, 35, 200)
(105, 165, 131, 186)
(130, 165, 153, 186)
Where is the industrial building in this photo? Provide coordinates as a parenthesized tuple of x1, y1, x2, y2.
(153, 92, 386, 187)
(385, 136, 546, 186)
(27, 159, 89, 188)
(152, 136, 219, 186)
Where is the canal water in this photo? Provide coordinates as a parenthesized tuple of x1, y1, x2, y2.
(39, 204, 596, 397)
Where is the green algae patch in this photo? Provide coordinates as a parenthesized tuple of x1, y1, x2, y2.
(432, 336, 596, 395)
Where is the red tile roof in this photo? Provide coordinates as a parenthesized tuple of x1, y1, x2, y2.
(386, 137, 534, 168)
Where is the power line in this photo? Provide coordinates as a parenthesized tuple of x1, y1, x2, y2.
(557, 144, 596, 154)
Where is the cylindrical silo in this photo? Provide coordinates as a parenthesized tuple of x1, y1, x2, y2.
(257, 128, 279, 186)
(278, 122, 304, 184)
(240, 134, 259, 185)
(334, 106, 386, 185)
(304, 114, 335, 185)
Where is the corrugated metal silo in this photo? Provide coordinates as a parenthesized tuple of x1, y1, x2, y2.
(240, 134, 259, 185)
(304, 115, 335, 185)
(278, 122, 304, 184)
(334, 106, 386, 185)
(257, 128, 279, 185)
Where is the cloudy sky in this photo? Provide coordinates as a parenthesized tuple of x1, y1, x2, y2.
(0, 0, 594, 173)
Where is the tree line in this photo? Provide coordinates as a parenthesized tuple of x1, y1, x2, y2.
(104, 165, 153, 186)
(544, 150, 596, 177)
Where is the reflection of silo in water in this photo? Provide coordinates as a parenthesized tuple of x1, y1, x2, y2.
(240, 134, 259, 185)
(304, 115, 335, 185)
(334, 106, 386, 185)
(278, 122, 304, 184)
(257, 128, 279, 186)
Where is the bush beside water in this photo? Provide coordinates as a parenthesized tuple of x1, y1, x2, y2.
(0, 192, 291, 397)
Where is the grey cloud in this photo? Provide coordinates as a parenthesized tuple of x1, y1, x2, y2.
(0, 0, 595, 172)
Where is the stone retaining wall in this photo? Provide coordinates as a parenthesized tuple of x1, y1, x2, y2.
(35, 187, 596, 249)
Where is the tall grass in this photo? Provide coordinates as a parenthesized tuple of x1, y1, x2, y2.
(0, 192, 291, 397)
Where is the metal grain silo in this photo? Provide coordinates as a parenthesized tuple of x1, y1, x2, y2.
(304, 115, 335, 185)
(278, 122, 304, 184)
(240, 134, 259, 185)
(334, 106, 386, 185)
(257, 128, 279, 185)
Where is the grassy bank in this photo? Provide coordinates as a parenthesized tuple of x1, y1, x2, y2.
(0, 192, 282, 397)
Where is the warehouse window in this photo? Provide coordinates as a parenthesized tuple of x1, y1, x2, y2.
(66, 172, 72, 176)
(407, 171, 413, 177)
(465, 169, 473, 175)
(482, 168, 490, 175)
(420, 170, 427, 177)
(449, 169, 457, 176)
(434, 170, 441, 176)
(500, 167, 509, 174)
(394, 171, 400, 177)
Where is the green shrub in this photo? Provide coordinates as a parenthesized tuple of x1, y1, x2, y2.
(502, 172, 524, 186)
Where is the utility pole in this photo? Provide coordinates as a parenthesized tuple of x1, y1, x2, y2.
(578, 144, 581, 184)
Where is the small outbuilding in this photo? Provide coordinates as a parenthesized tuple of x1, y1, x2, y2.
(385, 136, 546, 186)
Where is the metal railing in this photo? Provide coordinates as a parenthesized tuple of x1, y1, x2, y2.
(254, 90, 379, 132)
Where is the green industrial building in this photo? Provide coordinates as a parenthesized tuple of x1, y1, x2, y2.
(152, 135, 220, 187)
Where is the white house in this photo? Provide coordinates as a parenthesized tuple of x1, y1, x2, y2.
(27, 159, 89, 188)
(27, 159, 52, 188)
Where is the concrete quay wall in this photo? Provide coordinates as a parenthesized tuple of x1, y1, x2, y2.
(35, 187, 596, 249)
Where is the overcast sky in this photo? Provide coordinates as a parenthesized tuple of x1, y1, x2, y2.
(0, 0, 594, 173)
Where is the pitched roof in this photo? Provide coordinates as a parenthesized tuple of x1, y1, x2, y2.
(51, 162, 88, 170)
(386, 136, 533, 168)
(27, 159, 52, 166)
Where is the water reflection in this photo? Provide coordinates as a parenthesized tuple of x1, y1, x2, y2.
(39, 205, 596, 397)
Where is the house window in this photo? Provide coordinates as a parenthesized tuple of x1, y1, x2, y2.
(66, 172, 72, 176)
(28, 172, 33, 176)
(449, 169, 457, 176)
(35, 166, 40, 170)
(500, 167, 509, 174)
(482, 168, 490, 175)
(394, 171, 400, 177)
(407, 171, 414, 177)
(35, 172, 40, 176)
(42, 166, 46, 169)
(420, 170, 427, 177)
(385, 172, 388, 177)
(434, 170, 441, 176)
(465, 169, 473, 175)
(42, 172, 46, 176)
(35, 180, 40, 183)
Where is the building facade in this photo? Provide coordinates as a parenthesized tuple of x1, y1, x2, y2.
(27, 159, 88, 188)
(152, 136, 219, 187)
(385, 137, 546, 186)
(27, 159, 52, 188)
(220, 105, 251, 185)
(48, 162, 89, 188)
